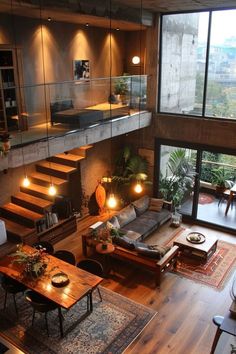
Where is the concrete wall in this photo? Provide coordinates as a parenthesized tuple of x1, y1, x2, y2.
(0, 14, 127, 126)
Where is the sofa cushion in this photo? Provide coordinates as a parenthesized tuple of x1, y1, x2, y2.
(116, 205, 136, 228)
(149, 198, 164, 212)
(141, 209, 171, 226)
(113, 235, 136, 250)
(122, 217, 157, 240)
(120, 229, 142, 241)
(135, 243, 171, 260)
(132, 195, 150, 216)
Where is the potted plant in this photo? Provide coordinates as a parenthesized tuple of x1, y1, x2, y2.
(159, 149, 196, 208)
(0, 131, 11, 157)
(114, 77, 129, 104)
(211, 167, 229, 193)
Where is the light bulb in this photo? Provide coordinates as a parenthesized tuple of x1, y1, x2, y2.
(132, 56, 140, 65)
(22, 176, 30, 187)
(107, 194, 117, 209)
(48, 184, 57, 196)
(134, 182, 143, 193)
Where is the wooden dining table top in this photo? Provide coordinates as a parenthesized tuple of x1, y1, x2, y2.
(0, 245, 103, 309)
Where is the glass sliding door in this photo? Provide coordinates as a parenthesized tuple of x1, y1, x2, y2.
(197, 151, 236, 229)
(158, 144, 197, 216)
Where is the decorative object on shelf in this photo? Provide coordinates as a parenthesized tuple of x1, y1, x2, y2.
(11, 244, 48, 279)
(51, 272, 69, 287)
(0, 132, 11, 157)
(186, 232, 206, 244)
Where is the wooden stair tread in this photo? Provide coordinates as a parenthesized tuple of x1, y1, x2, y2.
(0, 217, 35, 237)
(21, 183, 53, 195)
(12, 192, 53, 208)
(53, 153, 84, 162)
(36, 161, 77, 174)
(79, 145, 93, 150)
(1, 203, 43, 221)
(30, 172, 67, 186)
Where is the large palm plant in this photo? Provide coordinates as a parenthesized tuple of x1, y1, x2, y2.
(159, 149, 195, 207)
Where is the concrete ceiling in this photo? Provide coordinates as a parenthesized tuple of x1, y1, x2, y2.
(114, 0, 236, 13)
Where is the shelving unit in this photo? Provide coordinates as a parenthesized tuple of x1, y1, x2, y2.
(0, 48, 20, 131)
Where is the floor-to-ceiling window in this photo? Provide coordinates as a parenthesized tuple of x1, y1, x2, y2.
(159, 9, 236, 121)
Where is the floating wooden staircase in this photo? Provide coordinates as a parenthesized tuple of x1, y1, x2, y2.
(0, 146, 93, 253)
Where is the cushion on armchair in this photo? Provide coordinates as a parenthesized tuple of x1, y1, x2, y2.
(149, 198, 164, 212)
(116, 204, 136, 227)
(132, 195, 150, 216)
(113, 235, 136, 250)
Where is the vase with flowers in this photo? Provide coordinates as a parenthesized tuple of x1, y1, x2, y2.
(11, 244, 48, 279)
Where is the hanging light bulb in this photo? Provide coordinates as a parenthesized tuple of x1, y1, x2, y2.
(48, 183, 57, 196)
(107, 193, 117, 209)
(22, 176, 30, 187)
(134, 181, 143, 193)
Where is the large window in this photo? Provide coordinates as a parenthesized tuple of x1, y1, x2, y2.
(159, 9, 236, 120)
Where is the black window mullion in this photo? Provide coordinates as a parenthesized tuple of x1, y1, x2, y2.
(202, 11, 212, 117)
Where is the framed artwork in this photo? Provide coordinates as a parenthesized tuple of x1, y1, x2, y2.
(73, 60, 90, 80)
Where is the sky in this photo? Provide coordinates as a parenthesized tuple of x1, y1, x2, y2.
(198, 9, 236, 45)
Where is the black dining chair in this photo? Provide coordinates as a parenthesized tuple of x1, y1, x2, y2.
(1, 275, 27, 316)
(54, 250, 76, 265)
(33, 241, 54, 255)
(25, 290, 63, 337)
(77, 259, 103, 301)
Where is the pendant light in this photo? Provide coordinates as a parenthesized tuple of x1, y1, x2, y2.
(106, 0, 117, 210)
(134, 0, 143, 195)
(39, 1, 57, 197)
(134, 181, 143, 194)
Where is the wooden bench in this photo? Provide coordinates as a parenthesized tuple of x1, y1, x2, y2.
(111, 244, 179, 287)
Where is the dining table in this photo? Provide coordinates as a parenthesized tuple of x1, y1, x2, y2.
(0, 245, 103, 336)
(225, 183, 236, 215)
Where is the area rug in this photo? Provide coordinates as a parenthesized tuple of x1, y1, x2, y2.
(167, 230, 236, 289)
(0, 286, 156, 354)
(198, 193, 215, 205)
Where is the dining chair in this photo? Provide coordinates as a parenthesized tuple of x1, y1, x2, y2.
(54, 250, 76, 265)
(77, 259, 103, 301)
(25, 290, 63, 337)
(33, 241, 54, 255)
(1, 275, 27, 316)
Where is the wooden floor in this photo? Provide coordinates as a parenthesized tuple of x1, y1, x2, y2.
(55, 216, 236, 354)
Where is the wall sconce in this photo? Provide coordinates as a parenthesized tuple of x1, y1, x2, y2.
(132, 56, 140, 65)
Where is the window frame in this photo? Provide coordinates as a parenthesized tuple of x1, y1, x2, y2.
(158, 7, 236, 122)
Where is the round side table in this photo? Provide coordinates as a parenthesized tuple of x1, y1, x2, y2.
(95, 243, 115, 276)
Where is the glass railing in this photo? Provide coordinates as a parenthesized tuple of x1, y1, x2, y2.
(10, 75, 148, 147)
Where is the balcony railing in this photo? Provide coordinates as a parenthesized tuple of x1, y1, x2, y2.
(10, 75, 148, 147)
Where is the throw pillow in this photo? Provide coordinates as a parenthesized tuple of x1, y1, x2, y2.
(107, 216, 120, 229)
(116, 204, 136, 228)
(132, 195, 150, 216)
(135, 243, 170, 260)
(149, 198, 164, 212)
(113, 235, 136, 250)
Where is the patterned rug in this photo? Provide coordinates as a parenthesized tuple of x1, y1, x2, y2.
(167, 230, 236, 289)
(0, 287, 156, 354)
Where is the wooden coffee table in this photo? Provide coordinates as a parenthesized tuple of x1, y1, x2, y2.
(173, 229, 218, 262)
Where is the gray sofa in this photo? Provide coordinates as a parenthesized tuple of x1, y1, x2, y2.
(108, 195, 172, 254)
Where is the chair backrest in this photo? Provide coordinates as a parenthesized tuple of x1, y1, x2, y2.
(54, 250, 76, 265)
(33, 241, 54, 255)
(77, 259, 103, 277)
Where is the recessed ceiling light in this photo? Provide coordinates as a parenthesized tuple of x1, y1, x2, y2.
(85, 23, 89, 27)
(47, 17, 52, 22)
(116, 27, 120, 31)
